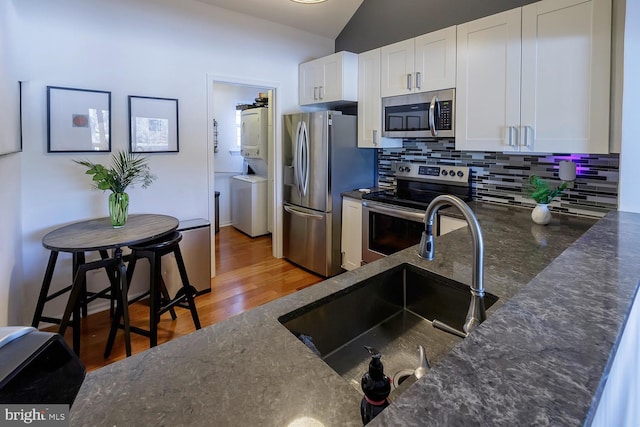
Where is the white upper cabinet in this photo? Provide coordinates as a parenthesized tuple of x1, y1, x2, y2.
(299, 51, 358, 106)
(520, 0, 611, 153)
(456, 9, 522, 152)
(414, 26, 457, 93)
(357, 48, 402, 148)
(381, 26, 456, 97)
(456, 0, 611, 154)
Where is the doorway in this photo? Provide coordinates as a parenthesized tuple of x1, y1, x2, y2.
(206, 75, 281, 277)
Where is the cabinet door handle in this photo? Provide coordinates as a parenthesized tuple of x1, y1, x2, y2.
(415, 72, 421, 90)
(372, 129, 378, 146)
(407, 73, 412, 90)
(318, 86, 323, 100)
(313, 86, 318, 100)
(506, 126, 517, 147)
(521, 125, 533, 147)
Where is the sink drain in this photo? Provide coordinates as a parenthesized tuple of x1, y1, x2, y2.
(392, 369, 415, 389)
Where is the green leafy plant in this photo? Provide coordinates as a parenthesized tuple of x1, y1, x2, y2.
(74, 150, 155, 193)
(528, 175, 567, 204)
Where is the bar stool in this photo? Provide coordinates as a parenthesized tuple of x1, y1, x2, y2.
(31, 249, 118, 355)
(104, 231, 201, 357)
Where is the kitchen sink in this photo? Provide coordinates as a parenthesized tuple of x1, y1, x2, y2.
(278, 263, 499, 394)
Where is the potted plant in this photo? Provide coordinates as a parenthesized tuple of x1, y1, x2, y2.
(75, 150, 155, 227)
(528, 175, 567, 225)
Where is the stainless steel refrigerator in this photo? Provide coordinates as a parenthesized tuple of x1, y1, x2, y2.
(283, 111, 375, 277)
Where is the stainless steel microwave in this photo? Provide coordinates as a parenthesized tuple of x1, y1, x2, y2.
(382, 88, 455, 138)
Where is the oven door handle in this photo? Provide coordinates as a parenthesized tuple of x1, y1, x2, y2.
(363, 201, 426, 222)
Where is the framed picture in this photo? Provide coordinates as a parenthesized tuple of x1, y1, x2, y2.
(1, 81, 24, 157)
(47, 86, 111, 153)
(128, 96, 179, 153)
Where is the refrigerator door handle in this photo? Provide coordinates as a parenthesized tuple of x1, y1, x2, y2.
(294, 120, 303, 196)
(300, 121, 310, 197)
(284, 205, 324, 220)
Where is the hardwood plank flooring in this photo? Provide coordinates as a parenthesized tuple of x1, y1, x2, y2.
(54, 226, 323, 372)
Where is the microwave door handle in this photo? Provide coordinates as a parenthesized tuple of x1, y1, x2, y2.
(429, 95, 439, 137)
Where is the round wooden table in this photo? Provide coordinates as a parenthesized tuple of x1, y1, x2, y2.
(33, 214, 179, 357)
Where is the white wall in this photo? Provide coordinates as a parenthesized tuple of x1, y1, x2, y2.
(0, 0, 23, 326)
(12, 0, 333, 324)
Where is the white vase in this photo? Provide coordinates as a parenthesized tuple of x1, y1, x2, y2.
(531, 203, 552, 225)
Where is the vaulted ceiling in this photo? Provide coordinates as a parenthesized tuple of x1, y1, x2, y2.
(193, 0, 364, 39)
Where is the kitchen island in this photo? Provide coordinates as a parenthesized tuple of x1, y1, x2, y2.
(70, 203, 640, 426)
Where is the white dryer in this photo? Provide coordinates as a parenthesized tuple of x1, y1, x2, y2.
(230, 175, 268, 237)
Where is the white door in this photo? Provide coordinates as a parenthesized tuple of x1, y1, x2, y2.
(380, 38, 415, 97)
(520, 0, 611, 154)
(455, 8, 522, 152)
(414, 26, 457, 92)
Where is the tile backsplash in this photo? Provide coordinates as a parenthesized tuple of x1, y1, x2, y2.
(378, 139, 619, 218)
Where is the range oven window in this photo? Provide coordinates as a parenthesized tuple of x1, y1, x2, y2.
(368, 210, 423, 256)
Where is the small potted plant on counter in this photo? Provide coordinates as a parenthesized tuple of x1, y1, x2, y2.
(75, 150, 155, 228)
(528, 175, 567, 225)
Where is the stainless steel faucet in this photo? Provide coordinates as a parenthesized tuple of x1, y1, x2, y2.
(418, 194, 486, 336)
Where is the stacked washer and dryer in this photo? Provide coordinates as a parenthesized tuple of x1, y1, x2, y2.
(230, 106, 270, 237)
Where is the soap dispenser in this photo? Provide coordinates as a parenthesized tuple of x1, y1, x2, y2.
(360, 345, 391, 425)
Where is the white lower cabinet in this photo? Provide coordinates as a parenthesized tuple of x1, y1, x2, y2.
(341, 197, 363, 270)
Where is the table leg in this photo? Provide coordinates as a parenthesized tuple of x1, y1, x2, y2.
(114, 247, 132, 357)
(31, 251, 59, 328)
(73, 252, 87, 318)
(72, 252, 86, 351)
(99, 249, 117, 317)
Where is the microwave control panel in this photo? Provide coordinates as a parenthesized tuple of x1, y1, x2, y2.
(438, 100, 452, 130)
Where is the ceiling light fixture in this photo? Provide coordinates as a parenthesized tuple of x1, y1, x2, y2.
(290, 0, 327, 4)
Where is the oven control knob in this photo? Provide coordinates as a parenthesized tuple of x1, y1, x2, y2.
(405, 167, 411, 173)
(441, 170, 448, 176)
(449, 170, 455, 176)
(457, 171, 464, 178)
(398, 166, 405, 172)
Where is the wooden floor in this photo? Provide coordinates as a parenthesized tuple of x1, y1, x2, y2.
(59, 226, 323, 372)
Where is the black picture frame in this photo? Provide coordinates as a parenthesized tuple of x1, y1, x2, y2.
(128, 96, 179, 153)
(47, 86, 111, 153)
(0, 81, 24, 157)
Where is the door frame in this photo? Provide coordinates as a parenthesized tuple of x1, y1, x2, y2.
(206, 73, 282, 277)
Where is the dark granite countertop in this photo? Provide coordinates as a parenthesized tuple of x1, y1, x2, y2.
(70, 203, 640, 427)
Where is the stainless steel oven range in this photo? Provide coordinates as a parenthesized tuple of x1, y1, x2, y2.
(362, 163, 471, 264)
